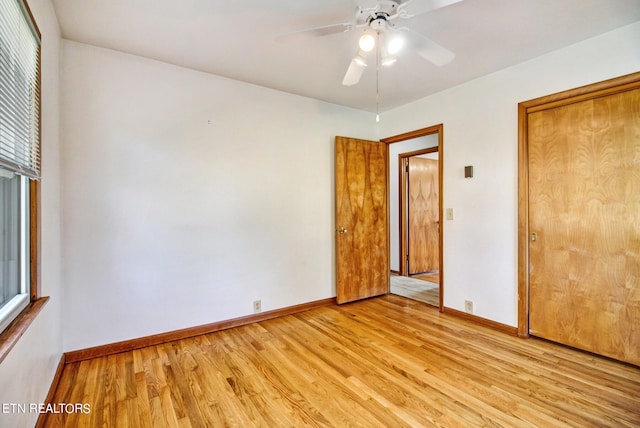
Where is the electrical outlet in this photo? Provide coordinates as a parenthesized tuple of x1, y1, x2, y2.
(464, 300, 473, 314)
(253, 300, 262, 313)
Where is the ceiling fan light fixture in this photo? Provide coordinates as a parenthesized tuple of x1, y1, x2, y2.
(386, 34, 404, 55)
(358, 32, 376, 52)
(381, 56, 397, 67)
(380, 41, 397, 67)
(354, 56, 367, 67)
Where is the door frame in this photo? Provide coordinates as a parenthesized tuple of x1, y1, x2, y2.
(517, 71, 640, 338)
(398, 147, 439, 277)
(382, 124, 444, 311)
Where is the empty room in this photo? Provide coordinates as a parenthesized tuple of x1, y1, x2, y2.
(0, 0, 639, 426)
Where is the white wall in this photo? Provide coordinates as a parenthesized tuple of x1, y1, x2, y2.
(0, 0, 63, 427)
(388, 135, 439, 271)
(59, 20, 640, 350)
(380, 22, 640, 327)
(60, 41, 377, 351)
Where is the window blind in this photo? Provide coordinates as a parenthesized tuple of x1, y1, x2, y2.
(0, 0, 41, 180)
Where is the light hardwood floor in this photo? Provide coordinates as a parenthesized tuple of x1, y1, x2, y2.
(411, 271, 440, 284)
(390, 275, 439, 307)
(45, 295, 640, 427)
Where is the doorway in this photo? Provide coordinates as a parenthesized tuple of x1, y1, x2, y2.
(383, 125, 443, 310)
(400, 149, 439, 278)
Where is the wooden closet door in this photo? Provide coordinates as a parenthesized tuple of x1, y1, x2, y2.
(528, 87, 640, 365)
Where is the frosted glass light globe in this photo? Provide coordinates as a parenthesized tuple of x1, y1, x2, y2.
(359, 33, 376, 52)
(387, 35, 404, 55)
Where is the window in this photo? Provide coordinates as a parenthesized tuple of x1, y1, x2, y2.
(0, 170, 29, 333)
(0, 0, 41, 335)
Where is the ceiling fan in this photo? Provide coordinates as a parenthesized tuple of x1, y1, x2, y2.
(281, 0, 462, 86)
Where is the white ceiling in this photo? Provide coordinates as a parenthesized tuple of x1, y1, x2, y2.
(51, 0, 640, 112)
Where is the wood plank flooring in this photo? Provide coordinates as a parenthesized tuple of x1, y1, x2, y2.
(411, 272, 440, 284)
(44, 295, 640, 427)
(390, 275, 439, 307)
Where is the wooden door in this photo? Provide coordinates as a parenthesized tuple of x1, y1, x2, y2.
(335, 136, 389, 304)
(408, 157, 439, 274)
(528, 87, 640, 365)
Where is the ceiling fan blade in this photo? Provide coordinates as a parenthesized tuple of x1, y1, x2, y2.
(398, 0, 463, 18)
(354, 0, 380, 10)
(398, 27, 455, 66)
(277, 22, 353, 43)
(342, 56, 367, 86)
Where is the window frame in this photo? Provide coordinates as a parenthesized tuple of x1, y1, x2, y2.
(0, 0, 45, 365)
(0, 172, 31, 334)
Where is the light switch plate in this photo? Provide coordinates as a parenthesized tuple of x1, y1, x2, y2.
(446, 208, 454, 220)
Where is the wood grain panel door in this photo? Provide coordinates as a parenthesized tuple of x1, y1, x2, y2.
(408, 157, 439, 274)
(528, 87, 640, 365)
(335, 136, 389, 304)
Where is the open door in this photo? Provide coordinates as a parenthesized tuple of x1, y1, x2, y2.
(335, 136, 389, 304)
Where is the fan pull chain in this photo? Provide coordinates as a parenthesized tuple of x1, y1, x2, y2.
(376, 32, 380, 122)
